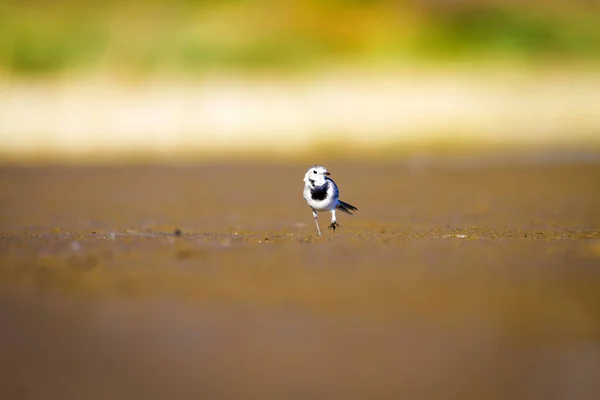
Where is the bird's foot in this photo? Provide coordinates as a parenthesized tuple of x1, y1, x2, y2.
(327, 222, 339, 231)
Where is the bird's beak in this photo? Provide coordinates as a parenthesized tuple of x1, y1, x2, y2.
(324, 172, 331, 176)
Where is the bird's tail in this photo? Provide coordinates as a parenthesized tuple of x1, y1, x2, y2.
(336, 200, 358, 215)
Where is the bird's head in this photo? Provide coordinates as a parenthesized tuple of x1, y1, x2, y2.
(304, 165, 330, 185)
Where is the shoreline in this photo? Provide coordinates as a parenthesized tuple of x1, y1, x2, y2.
(2, 68, 600, 162)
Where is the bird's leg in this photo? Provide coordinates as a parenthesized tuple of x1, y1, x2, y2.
(312, 209, 322, 236)
(328, 209, 339, 231)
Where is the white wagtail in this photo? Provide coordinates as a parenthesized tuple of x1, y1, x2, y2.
(303, 165, 358, 236)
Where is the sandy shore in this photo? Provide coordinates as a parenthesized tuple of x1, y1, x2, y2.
(1, 160, 599, 399)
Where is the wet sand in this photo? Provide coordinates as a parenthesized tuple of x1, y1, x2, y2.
(1, 160, 600, 399)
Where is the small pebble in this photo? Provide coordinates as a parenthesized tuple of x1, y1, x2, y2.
(70, 241, 81, 252)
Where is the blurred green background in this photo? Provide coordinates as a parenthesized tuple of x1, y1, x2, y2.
(1, 0, 599, 162)
(2, 0, 599, 76)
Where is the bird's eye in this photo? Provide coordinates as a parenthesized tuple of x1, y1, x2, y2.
(313, 170, 317, 174)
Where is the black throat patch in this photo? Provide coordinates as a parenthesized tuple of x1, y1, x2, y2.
(310, 181, 329, 201)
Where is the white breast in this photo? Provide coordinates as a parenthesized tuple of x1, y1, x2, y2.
(303, 181, 338, 212)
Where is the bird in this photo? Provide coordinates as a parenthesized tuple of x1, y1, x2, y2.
(303, 165, 358, 236)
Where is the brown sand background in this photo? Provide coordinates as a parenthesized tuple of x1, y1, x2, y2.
(1, 160, 600, 399)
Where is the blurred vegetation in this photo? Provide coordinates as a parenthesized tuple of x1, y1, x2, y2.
(1, 0, 599, 76)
